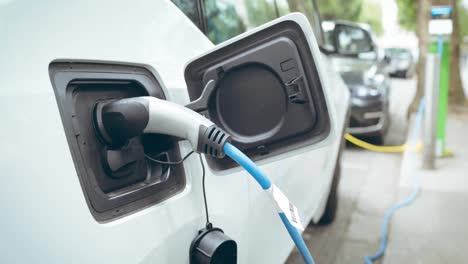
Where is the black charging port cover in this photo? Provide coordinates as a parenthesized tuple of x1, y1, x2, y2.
(190, 227, 237, 264)
(185, 20, 330, 171)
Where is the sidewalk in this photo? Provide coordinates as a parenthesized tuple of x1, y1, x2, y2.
(383, 108, 468, 263)
(286, 78, 415, 264)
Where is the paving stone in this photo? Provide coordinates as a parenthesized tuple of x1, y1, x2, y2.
(333, 240, 382, 264)
(345, 211, 383, 244)
(383, 110, 468, 264)
(384, 235, 462, 264)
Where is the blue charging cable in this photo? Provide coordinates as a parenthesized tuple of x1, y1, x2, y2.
(223, 142, 315, 264)
(364, 98, 425, 263)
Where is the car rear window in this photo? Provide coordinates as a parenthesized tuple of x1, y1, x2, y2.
(276, 0, 324, 45)
(172, 0, 325, 47)
(203, 0, 277, 44)
(171, 0, 203, 30)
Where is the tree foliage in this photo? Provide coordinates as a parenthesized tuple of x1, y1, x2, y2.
(398, 0, 467, 108)
(459, 3, 468, 37)
(396, 0, 468, 37)
(395, 0, 418, 31)
(317, 0, 383, 35)
(449, 0, 466, 105)
(359, 1, 384, 35)
(245, 0, 277, 27)
(317, 0, 362, 21)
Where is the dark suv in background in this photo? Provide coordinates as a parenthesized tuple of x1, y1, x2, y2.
(323, 21, 391, 144)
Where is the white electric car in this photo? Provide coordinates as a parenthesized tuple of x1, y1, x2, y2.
(0, 0, 349, 263)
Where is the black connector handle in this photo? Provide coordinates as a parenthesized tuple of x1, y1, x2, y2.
(197, 125, 231, 158)
(94, 98, 149, 147)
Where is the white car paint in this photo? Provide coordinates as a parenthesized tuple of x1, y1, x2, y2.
(0, 0, 349, 263)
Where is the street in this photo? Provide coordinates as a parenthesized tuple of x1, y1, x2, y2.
(287, 77, 416, 264)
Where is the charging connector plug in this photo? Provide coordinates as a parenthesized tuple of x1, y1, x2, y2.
(94, 97, 230, 157)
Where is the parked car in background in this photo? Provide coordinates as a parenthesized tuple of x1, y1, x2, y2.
(323, 21, 391, 144)
(385, 47, 416, 78)
(1, 0, 350, 263)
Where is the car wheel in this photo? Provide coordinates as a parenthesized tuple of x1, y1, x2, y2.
(318, 146, 341, 225)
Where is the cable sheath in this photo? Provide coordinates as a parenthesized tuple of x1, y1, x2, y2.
(279, 212, 315, 264)
(223, 143, 272, 190)
(223, 142, 315, 264)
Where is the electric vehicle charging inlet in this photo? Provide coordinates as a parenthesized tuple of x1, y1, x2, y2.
(93, 96, 315, 264)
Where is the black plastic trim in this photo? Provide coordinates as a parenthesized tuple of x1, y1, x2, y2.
(49, 60, 186, 222)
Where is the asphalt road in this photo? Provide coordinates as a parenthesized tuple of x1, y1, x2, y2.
(286, 76, 416, 264)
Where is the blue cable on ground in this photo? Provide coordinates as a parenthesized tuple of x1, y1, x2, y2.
(364, 98, 425, 264)
(223, 142, 315, 264)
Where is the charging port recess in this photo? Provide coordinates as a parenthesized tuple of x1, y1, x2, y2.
(49, 61, 186, 222)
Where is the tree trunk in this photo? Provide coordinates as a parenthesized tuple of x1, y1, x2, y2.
(408, 0, 431, 117)
(449, 0, 467, 105)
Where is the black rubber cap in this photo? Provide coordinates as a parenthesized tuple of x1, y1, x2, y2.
(190, 227, 237, 264)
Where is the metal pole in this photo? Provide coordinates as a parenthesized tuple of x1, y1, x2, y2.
(423, 54, 440, 169)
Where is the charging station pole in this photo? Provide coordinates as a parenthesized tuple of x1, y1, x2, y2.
(429, 37, 449, 157)
(423, 54, 440, 169)
(428, 5, 452, 157)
